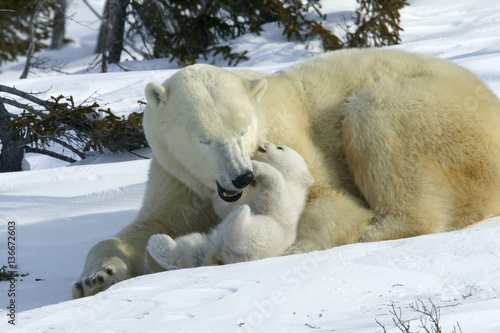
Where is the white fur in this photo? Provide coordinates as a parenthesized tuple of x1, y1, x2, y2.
(147, 143, 314, 269)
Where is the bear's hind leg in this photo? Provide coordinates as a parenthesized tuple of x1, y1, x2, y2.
(285, 187, 373, 253)
(342, 79, 455, 242)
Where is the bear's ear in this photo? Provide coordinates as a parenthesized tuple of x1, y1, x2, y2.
(248, 79, 268, 102)
(145, 82, 170, 108)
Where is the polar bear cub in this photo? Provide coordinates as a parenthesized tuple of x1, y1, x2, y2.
(147, 142, 314, 269)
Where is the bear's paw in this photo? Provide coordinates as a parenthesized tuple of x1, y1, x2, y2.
(72, 257, 131, 298)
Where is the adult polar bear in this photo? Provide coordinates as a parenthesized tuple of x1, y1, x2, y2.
(73, 48, 500, 298)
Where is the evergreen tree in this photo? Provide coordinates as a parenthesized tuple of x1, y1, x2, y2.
(0, 0, 57, 68)
(0, 84, 148, 172)
(346, 0, 408, 48)
(121, 0, 408, 66)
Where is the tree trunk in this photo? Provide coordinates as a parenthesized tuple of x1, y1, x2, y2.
(95, 1, 110, 55)
(108, 0, 128, 63)
(0, 103, 24, 172)
(95, 0, 129, 65)
(50, 0, 67, 50)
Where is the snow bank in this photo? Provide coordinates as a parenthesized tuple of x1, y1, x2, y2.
(1, 0, 500, 332)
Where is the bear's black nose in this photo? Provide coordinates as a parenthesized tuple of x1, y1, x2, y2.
(232, 170, 254, 189)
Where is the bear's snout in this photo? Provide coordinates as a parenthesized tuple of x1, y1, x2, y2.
(232, 170, 254, 189)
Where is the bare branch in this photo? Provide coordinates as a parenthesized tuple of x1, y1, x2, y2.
(24, 146, 77, 163)
(0, 84, 55, 109)
(389, 302, 412, 332)
(20, 0, 49, 79)
(377, 299, 461, 333)
(46, 137, 86, 159)
(19, 120, 87, 159)
(410, 299, 442, 333)
(83, 0, 102, 20)
(375, 318, 388, 333)
(127, 150, 150, 160)
(0, 97, 48, 119)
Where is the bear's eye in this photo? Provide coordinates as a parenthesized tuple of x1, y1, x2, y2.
(277, 146, 284, 150)
(199, 138, 212, 145)
(240, 127, 249, 137)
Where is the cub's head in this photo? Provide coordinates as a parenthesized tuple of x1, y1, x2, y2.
(144, 64, 269, 199)
(254, 142, 315, 190)
(212, 142, 314, 220)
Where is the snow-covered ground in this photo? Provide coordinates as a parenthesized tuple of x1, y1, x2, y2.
(1, 0, 500, 332)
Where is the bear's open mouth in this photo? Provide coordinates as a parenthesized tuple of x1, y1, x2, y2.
(217, 181, 243, 202)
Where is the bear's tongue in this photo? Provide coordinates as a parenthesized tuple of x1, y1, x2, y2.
(217, 182, 243, 202)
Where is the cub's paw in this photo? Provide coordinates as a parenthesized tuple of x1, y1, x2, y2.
(250, 160, 271, 177)
(72, 258, 130, 299)
(147, 234, 180, 270)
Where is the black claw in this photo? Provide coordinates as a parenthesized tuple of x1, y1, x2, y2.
(97, 274, 105, 282)
(91, 277, 97, 284)
(74, 282, 83, 291)
(84, 278, 92, 286)
(105, 268, 113, 276)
